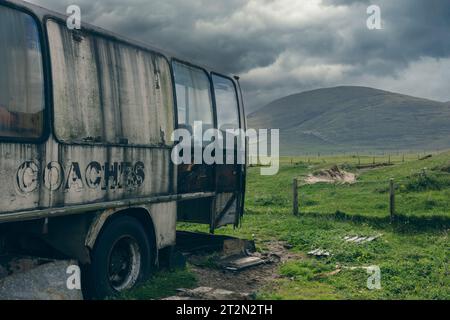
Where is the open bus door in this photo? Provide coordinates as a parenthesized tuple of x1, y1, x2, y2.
(173, 61, 245, 232)
(210, 74, 245, 231)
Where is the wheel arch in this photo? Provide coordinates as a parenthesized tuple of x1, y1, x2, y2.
(85, 206, 158, 265)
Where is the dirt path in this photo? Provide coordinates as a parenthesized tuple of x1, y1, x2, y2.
(190, 262, 276, 295)
(185, 241, 304, 298)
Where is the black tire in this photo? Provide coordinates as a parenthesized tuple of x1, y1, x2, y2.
(83, 216, 154, 299)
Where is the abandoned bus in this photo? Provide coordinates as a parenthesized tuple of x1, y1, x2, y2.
(0, 0, 247, 298)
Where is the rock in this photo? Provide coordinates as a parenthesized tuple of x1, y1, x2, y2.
(174, 287, 252, 300)
(0, 260, 83, 300)
(162, 296, 196, 300)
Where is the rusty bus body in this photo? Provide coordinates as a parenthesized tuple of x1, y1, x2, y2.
(0, 0, 246, 298)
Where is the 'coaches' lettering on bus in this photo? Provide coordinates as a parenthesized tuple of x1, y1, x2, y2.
(16, 161, 145, 194)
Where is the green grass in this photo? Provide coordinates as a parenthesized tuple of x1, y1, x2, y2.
(255, 152, 450, 219)
(126, 151, 450, 300)
(182, 213, 449, 300)
(117, 268, 197, 300)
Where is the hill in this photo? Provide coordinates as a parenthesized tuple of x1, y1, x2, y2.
(247, 86, 450, 155)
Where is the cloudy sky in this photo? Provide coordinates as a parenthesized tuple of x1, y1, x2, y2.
(28, 0, 450, 112)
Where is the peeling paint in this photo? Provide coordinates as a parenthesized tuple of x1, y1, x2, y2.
(0, 1, 246, 261)
(47, 20, 174, 147)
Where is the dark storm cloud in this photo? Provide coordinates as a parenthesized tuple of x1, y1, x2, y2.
(27, 0, 450, 111)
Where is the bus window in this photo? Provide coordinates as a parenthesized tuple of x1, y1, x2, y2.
(172, 62, 214, 133)
(47, 20, 174, 146)
(212, 75, 240, 132)
(0, 6, 44, 139)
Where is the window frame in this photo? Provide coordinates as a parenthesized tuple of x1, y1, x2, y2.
(44, 16, 175, 149)
(211, 72, 242, 131)
(171, 58, 218, 130)
(0, 2, 50, 144)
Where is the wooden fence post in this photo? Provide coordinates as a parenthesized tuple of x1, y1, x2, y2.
(389, 178, 395, 222)
(293, 178, 299, 216)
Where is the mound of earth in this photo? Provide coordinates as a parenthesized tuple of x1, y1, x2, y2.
(305, 165, 356, 184)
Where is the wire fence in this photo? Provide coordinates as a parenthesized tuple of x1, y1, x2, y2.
(280, 153, 437, 167)
(291, 174, 450, 225)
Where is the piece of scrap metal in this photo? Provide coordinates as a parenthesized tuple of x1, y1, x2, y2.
(344, 234, 382, 244)
(221, 256, 266, 272)
(308, 249, 331, 257)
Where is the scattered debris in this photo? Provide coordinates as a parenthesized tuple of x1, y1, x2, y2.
(177, 241, 303, 300)
(355, 163, 394, 170)
(343, 266, 379, 271)
(0, 260, 83, 300)
(316, 267, 342, 279)
(223, 238, 255, 257)
(324, 268, 342, 277)
(308, 249, 331, 257)
(221, 256, 266, 272)
(419, 154, 433, 161)
(305, 165, 356, 185)
(344, 234, 382, 244)
(177, 231, 269, 273)
(163, 287, 253, 300)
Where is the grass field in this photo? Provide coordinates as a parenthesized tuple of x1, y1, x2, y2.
(255, 152, 450, 219)
(124, 152, 450, 300)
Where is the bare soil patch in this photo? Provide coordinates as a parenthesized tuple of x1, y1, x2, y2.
(305, 165, 356, 184)
(186, 241, 304, 297)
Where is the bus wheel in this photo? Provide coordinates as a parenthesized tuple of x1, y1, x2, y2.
(83, 216, 154, 299)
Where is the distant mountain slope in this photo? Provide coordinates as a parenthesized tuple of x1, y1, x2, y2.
(248, 86, 450, 155)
